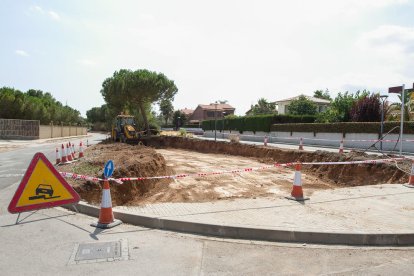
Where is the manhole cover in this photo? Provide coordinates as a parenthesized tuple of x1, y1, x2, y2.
(68, 239, 128, 265)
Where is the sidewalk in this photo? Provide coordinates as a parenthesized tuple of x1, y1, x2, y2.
(74, 183, 414, 246)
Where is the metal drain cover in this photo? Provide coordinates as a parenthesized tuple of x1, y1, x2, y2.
(68, 239, 128, 265)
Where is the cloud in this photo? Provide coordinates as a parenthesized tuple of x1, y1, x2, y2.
(48, 11, 60, 21)
(76, 59, 96, 66)
(357, 25, 414, 55)
(31, 5, 60, 21)
(15, 50, 29, 57)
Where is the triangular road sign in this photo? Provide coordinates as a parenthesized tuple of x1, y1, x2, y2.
(8, 152, 80, 214)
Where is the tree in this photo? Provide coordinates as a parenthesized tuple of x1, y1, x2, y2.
(313, 89, 332, 101)
(389, 90, 413, 121)
(287, 95, 317, 115)
(349, 93, 382, 122)
(330, 90, 369, 122)
(0, 87, 84, 125)
(172, 110, 187, 130)
(159, 98, 174, 126)
(246, 98, 276, 115)
(101, 69, 178, 136)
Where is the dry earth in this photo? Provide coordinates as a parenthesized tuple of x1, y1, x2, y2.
(64, 137, 409, 206)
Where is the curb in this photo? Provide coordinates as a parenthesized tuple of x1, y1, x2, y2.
(65, 202, 414, 246)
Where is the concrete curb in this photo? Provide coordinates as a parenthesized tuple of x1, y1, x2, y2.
(64, 202, 414, 246)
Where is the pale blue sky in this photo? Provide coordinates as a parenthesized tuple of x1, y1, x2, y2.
(1, 0, 413, 116)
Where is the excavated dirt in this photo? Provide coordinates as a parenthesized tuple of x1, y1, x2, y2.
(64, 136, 409, 206)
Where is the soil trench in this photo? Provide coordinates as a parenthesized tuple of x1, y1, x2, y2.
(66, 137, 409, 206)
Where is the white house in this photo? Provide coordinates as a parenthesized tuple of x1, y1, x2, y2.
(274, 95, 331, 115)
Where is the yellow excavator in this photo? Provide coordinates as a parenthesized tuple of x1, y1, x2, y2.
(111, 114, 141, 143)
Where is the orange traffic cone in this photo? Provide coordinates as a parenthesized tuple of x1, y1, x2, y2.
(286, 163, 309, 201)
(404, 160, 414, 188)
(61, 144, 68, 163)
(71, 142, 76, 159)
(91, 180, 122, 228)
(55, 147, 61, 165)
(78, 141, 84, 158)
(339, 138, 344, 154)
(66, 143, 73, 162)
(264, 136, 268, 147)
(298, 138, 304, 150)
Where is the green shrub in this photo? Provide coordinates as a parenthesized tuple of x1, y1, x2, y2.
(202, 114, 316, 132)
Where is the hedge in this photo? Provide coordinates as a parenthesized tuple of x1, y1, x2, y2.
(202, 114, 316, 132)
(270, 121, 414, 134)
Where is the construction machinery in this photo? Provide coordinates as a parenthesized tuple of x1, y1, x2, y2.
(111, 115, 140, 143)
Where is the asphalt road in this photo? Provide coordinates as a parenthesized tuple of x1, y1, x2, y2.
(1, 133, 414, 275)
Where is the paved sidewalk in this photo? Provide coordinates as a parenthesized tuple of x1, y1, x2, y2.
(114, 184, 414, 233)
(73, 183, 414, 246)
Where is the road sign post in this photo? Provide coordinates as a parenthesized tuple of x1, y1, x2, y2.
(8, 153, 80, 214)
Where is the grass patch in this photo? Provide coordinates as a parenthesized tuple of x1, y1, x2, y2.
(71, 162, 101, 177)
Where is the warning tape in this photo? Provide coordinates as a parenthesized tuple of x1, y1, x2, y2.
(58, 157, 407, 184)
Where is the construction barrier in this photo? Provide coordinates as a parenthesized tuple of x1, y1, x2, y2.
(404, 160, 414, 188)
(90, 179, 122, 229)
(285, 163, 309, 201)
(58, 157, 406, 184)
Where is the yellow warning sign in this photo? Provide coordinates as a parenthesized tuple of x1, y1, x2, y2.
(8, 152, 80, 213)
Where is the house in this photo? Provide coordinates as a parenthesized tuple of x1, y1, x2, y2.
(189, 103, 236, 124)
(274, 95, 330, 115)
(180, 108, 194, 118)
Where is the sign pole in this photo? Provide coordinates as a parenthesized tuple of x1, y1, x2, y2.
(400, 84, 405, 156)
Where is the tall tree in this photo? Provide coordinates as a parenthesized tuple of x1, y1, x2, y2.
(287, 95, 317, 115)
(172, 110, 187, 130)
(101, 69, 178, 136)
(159, 98, 174, 126)
(246, 98, 276, 115)
(349, 93, 382, 122)
(313, 89, 332, 101)
(0, 87, 83, 125)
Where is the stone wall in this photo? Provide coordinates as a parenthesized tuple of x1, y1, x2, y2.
(0, 119, 87, 140)
(0, 119, 39, 139)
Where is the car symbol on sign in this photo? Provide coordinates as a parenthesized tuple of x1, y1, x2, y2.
(35, 184, 54, 197)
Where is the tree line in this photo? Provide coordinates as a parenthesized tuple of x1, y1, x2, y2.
(0, 87, 84, 125)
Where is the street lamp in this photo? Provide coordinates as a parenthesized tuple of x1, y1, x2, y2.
(214, 102, 218, 142)
(176, 116, 180, 131)
(222, 112, 226, 137)
(379, 93, 388, 151)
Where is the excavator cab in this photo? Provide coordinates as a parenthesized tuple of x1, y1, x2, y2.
(111, 115, 140, 142)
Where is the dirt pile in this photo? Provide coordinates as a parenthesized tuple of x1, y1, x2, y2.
(66, 143, 172, 206)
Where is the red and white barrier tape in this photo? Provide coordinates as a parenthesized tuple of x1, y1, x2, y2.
(58, 157, 407, 184)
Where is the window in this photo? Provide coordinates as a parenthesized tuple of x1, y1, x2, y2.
(206, 111, 215, 117)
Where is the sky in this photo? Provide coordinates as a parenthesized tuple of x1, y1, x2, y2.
(1, 0, 413, 117)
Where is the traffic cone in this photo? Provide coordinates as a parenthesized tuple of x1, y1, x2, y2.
(285, 163, 309, 201)
(66, 143, 73, 162)
(55, 147, 61, 165)
(71, 142, 76, 159)
(78, 141, 84, 158)
(91, 180, 122, 229)
(404, 160, 414, 188)
(61, 144, 68, 163)
(339, 138, 344, 154)
(264, 136, 268, 147)
(298, 138, 304, 150)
